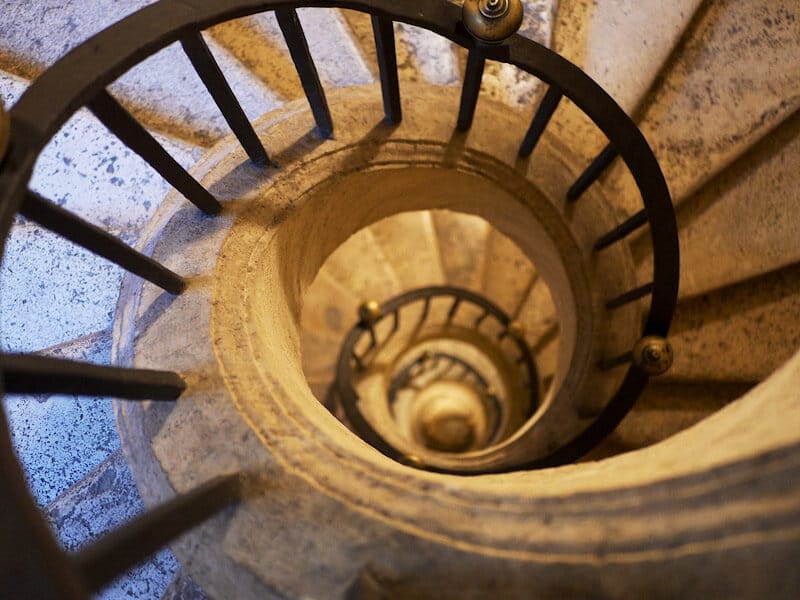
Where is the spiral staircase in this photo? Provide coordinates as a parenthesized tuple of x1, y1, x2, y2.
(1, 0, 799, 598)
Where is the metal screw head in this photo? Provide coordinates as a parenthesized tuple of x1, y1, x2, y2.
(358, 300, 382, 325)
(462, 0, 524, 43)
(632, 335, 673, 375)
(0, 97, 9, 162)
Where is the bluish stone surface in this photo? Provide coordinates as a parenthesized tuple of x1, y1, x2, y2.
(46, 449, 179, 599)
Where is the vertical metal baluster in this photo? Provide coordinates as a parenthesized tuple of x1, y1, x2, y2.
(446, 297, 462, 322)
(420, 296, 431, 323)
(567, 143, 619, 201)
(180, 31, 269, 166)
(371, 15, 401, 124)
(605, 282, 654, 310)
(457, 48, 485, 131)
(594, 209, 648, 250)
(518, 85, 562, 157)
(88, 90, 221, 215)
(276, 9, 334, 137)
(21, 191, 185, 295)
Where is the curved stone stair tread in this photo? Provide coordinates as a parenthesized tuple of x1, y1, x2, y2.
(0, 0, 157, 76)
(45, 448, 179, 599)
(208, 8, 373, 101)
(0, 68, 203, 230)
(645, 106, 800, 300)
(515, 278, 558, 351)
(368, 212, 446, 290)
(603, 0, 800, 218)
(301, 269, 362, 343)
(317, 226, 403, 305)
(300, 328, 344, 395)
(481, 227, 537, 317)
(581, 380, 754, 462)
(0, 1, 280, 147)
(663, 261, 800, 383)
(549, 0, 705, 162)
(335, 10, 455, 89)
(336, 1, 555, 104)
(393, 22, 460, 87)
(3, 330, 117, 506)
(160, 569, 211, 600)
(0, 224, 129, 352)
(430, 210, 490, 293)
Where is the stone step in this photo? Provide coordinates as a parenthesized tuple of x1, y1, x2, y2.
(208, 8, 373, 103)
(1, 224, 130, 352)
(430, 210, 490, 293)
(665, 261, 800, 383)
(481, 228, 536, 317)
(0, 0, 277, 146)
(3, 330, 117, 505)
(368, 212, 445, 290)
(605, 0, 800, 218)
(2, 69, 203, 230)
(45, 448, 178, 599)
(549, 0, 704, 161)
(661, 107, 800, 299)
(316, 226, 402, 306)
(581, 380, 753, 461)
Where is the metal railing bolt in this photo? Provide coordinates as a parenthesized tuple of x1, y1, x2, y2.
(632, 336, 673, 375)
(462, 0, 524, 43)
(358, 299, 382, 325)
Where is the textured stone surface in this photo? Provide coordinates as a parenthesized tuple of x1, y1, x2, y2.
(208, 8, 373, 103)
(0, 224, 125, 351)
(0, 0, 278, 145)
(430, 210, 490, 293)
(45, 449, 178, 599)
(554, 0, 703, 111)
(4, 330, 118, 505)
(607, 0, 800, 216)
(320, 227, 402, 304)
(667, 262, 800, 383)
(481, 228, 536, 316)
(582, 380, 754, 460)
(161, 569, 211, 600)
(368, 212, 445, 290)
(3, 0, 800, 596)
(550, 0, 704, 162)
(2, 68, 202, 230)
(670, 107, 800, 298)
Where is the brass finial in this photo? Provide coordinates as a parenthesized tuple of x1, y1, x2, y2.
(462, 0, 524, 44)
(632, 335, 673, 375)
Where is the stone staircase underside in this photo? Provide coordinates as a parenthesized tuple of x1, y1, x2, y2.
(0, 0, 798, 597)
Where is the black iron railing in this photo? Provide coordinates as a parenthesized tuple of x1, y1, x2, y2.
(0, 0, 678, 594)
(335, 286, 539, 466)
